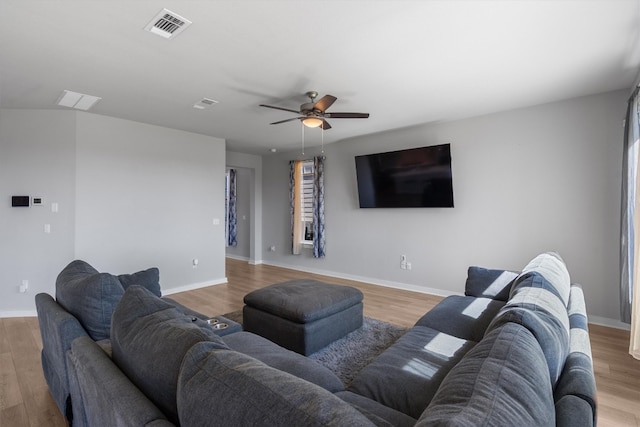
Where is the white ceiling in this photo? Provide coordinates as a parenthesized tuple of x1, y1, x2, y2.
(1, 1, 639, 154)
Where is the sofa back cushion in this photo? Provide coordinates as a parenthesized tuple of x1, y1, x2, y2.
(417, 322, 555, 427)
(111, 285, 227, 425)
(516, 252, 570, 306)
(464, 266, 518, 301)
(117, 267, 161, 297)
(488, 271, 570, 386)
(56, 260, 125, 341)
(177, 341, 376, 427)
(485, 252, 572, 386)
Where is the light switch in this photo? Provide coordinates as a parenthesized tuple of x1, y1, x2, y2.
(213, 218, 220, 225)
(44, 224, 51, 234)
(51, 202, 59, 213)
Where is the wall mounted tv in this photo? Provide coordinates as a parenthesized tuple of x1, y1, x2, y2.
(355, 143, 454, 208)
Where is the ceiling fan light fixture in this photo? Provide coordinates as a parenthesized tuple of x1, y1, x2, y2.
(302, 117, 323, 128)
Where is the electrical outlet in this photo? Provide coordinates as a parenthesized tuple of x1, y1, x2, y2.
(192, 258, 199, 268)
(19, 280, 28, 293)
(406, 262, 412, 270)
(400, 254, 408, 269)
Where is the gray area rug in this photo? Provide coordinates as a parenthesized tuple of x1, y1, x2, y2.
(222, 311, 407, 387)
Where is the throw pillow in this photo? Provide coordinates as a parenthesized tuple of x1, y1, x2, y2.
(117, 267, 161, 297)
(110, 285, 227, 425)
(56, 260, 124, 341)
(464, 266, 518, 301)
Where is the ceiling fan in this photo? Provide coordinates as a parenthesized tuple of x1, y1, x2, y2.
(259, 91, 369, 130)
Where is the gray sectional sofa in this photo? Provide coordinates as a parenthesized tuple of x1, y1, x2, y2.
(36, 253, 596, 426)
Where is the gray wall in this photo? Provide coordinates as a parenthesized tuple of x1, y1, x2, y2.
(74, 113, 227, 292)
(0, 110, 76, 316)
(261, 90, 627, 325)
(0, 110, 227, 315)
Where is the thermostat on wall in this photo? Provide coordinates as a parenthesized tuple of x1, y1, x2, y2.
(12, 196, 30, 207)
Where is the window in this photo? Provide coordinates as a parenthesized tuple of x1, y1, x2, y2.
(300, 160, 314, 244)
(290, 156, 325, 258)
(291, 160, 314, 252)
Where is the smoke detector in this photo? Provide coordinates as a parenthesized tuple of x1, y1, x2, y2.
(144, 9, 192, 39)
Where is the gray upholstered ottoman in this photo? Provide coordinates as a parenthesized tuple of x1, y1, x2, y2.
(243, 279, 364, 355)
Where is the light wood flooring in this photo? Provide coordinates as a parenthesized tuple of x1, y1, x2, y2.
(1, 258, 639, 426)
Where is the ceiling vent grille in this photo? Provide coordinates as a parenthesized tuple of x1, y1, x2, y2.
(193, 98, 219, 110)
(145, 9, 192, 39)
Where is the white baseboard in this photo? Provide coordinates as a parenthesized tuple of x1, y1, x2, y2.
(260, 261, 632, 331)
(162, 277, 227, 296)
(226, 255, 264, 265)
(0, 310, 37, 318)
(225, 254, 249, 262)
(588, 315, 631, 331)
(261, 260, 461, 299)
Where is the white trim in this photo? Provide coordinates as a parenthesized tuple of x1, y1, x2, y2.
(161, 277, 227, 295)
(260, 261, 632, 331)
(588, 315, 631, 331)
(261, 260, 461, 298)
(0, 310, 37, 318)
(225, 254, 249, 262)
(225, 255, 263, 265)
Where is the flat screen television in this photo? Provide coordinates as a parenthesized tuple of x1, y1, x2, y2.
(355, 143, 454, 208)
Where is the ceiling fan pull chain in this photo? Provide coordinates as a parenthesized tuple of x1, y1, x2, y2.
(321, 124, 324, 153)
(301, 121, 305, 155)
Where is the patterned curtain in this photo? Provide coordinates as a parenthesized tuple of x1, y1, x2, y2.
(290, 161, 303, 255)
(312, 156, 326, 258)
(227, 169, 237, 246)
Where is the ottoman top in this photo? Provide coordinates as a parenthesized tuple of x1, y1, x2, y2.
(243, 279, 363, 323)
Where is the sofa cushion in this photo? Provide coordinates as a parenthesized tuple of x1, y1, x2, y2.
(222, 331, 344, 392)
(117, 267, 161, 297)
(177, 341, 376, 427)
(111, 285, 227, 425)
(464, 266, 518, 301)
(417, 322, 555, 427)
(489, 269, 571, 386)
(415, 295, 505, 342)
(516, 252, 571, 306)
(68, 336, 172, 427)
(56, 260, 125, 341)
(348, 326, 476, 419)
(336, 391, 417, 427)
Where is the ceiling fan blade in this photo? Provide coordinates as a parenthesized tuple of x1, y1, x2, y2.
(325, 112, 370, 119)
(270, 117, 304, 125)
(259, 104, 301, 114)
(313, 95, 337, 112)
(320, 119, 332, 130)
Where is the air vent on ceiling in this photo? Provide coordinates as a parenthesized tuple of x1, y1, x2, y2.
(56, 90, 101, 111)
(193, 98, 219, 110)
(145, 9, 192, 39)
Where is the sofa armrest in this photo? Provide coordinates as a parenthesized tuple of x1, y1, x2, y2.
(68, 336, 174, 426)
(35, 292, 88, 420)
(554, 284, 596, 427)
